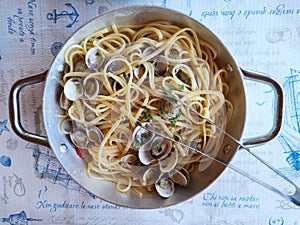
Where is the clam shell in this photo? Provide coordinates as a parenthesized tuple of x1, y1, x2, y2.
(59, 91, 72, 110)
(138, 141, 156, 166)
(86, 125, 104, 146)
(155, 177, 175, 198)
(158, 99, 180, 120)
(138, 136, 172, 165)
(132, 122, 154, 149)
(150, 137, 172, 160)
(159, 147, 178, 173)
(74, 61, 88, 72)
(70, 128, 89, 149)
(142, 46, 156, 60)
(84, 110, 96, 122)
(141, 167, 159, 186)
(153, 55, 169, 76)
(83, 78, 100, 100)
(85, 47, 104, 70)
(64, 78, 83, 101)
(107, 56, 127, 73)
(170, 167, 190, 186)
(120, 154, 137, 164)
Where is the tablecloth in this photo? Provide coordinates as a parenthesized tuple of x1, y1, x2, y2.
(1, 0, 300, 224)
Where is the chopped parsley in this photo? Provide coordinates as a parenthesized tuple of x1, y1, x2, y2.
(178, 84, 185, 91)
(141, 106, 153, 120)
(169, 114, 180, 127)
(165, 85, 174, 93)
(159, 108, 164, 114)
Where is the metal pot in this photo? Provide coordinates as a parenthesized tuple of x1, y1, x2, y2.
(9, 6, 283, 209)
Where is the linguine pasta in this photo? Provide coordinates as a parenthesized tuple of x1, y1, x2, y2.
(59, 21, 233, 198)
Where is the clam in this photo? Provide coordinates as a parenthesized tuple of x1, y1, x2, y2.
(159, 147, 178, 173)
(107, 56, 127, 73)
(155, 177, 175, 198)
(86, 125, 104, 146)
(83, 78, 100, 100)
(74, 61, 88, 72)
(84, 110, 96, 122)
(141, 167, 160, 186)
(85, 47, 104, 70)
(138, 136, 172, 165)
(138, 143, 156, 166)
(59, 91, 72, 110)
(120, 154, 138, 164)
(120, 154, 144, 173)
(153, 55, 169, 76)
(142, 46, 156, 59)
(70, 128, 89, 149)
(132, 122, 154, 149)
(174, 68, 191, 85)
(158, 99, 180, 120)
(170, 167, 190, 186)
(150, 137, 172, 160)
(133, 64, 145, 79)
(63, 78, 83, 101)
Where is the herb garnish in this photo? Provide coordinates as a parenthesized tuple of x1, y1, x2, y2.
(141, 106, 153, 120)
(159, 108, 164, 114)
(169, 114, 180, 127)
(165, 85, 174, 93)
(178, 84, 185, 91)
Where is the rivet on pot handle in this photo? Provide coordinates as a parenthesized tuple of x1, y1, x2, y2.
(9, 71, 50, 148)
(241, 68, 284, 146)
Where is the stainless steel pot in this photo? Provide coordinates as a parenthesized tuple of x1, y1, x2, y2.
(9, 6, 283, 209)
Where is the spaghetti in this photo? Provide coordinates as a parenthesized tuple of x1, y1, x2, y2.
(59, 21, 233, 198)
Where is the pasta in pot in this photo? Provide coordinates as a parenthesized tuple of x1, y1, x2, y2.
(58, 21, 233, 198)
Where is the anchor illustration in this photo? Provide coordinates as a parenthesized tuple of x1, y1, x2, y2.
(47, 3, 79, 28)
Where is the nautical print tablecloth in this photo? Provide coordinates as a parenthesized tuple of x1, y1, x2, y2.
(1, 0, 300, 224)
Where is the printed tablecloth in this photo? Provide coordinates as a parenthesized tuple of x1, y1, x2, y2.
(1, 1, 300, 224)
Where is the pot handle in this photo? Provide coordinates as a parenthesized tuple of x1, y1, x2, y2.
(9, 71, 50, 148)
(240, 68, 284, 146)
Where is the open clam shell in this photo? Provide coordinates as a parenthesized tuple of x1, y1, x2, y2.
(149, 137, 172, 160)
(59, 91, 72, 110)
(141, 167, 160, 186)
(132, 122, 154, 149)
(159, 147, 178, 173)
(107, 56, 127, 73)
(169, 167, 190, 186)
(153, 55, 169, 76)
(158, 99, 180, 120)
(138, 136, 172, 165)
(74, 61, 88, 72)
(83, 78, 100, 100)
(142, 46, 156, 59)
(120, 154, 138, 164)
(70, 128, 89, 149)
(86, 125, 104, 146)
(155, 176, 175, 198)
(138, 142, 156, 165)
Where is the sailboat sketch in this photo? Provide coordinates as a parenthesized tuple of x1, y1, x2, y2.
(278, 68, 300, 171)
